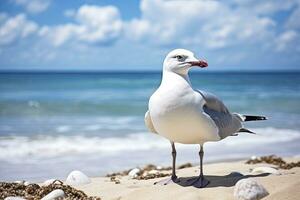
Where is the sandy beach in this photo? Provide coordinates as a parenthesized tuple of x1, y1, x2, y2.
(73, 157, 300, 200)
(1, 156, 300, 199)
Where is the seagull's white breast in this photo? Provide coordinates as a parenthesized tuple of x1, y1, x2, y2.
(149, 75, 220, 144)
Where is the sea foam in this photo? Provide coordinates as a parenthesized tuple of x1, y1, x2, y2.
(0, 127, 299, 163)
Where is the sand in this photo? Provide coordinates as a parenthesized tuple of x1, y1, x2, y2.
(74, 157, 300, 200)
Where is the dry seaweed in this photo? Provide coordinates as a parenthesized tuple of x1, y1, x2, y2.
(0, 180, 101, 200)
(106, 163, 193, 181)
(246, 155, 300, 169)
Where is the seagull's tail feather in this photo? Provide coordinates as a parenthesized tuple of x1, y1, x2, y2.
(233, 113, 267, 122)
(243, 115, 267, 121)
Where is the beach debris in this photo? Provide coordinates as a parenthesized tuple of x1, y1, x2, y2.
(251, 166, 280, 175)
(234, 178, 269, 200)
(110, 176, 121, 184)
(0, 181, 101, 200)
(13, 181, 25, 185)
(41, 189, 65, 200)
(106, 163, 192, 181)
(138, 170, 171, 180)
(246, 155, 300, 169)
(66, 170, 91, 186)
(4, 197, 26, 200)
(177, 163, 193, 169)
(41, 179, 57, 187)
(23, 181, 30, 186)
(128, 168, 141, 178)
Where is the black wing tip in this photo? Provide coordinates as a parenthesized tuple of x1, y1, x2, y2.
(238, 128, 256, 134)
(243, 115, 268, 121)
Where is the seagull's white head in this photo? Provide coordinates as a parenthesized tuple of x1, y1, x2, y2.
(163, 49, 208, 75)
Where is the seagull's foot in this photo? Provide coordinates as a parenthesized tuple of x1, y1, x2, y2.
(187, 176, 209, 188)
(154, 175, 180, 185)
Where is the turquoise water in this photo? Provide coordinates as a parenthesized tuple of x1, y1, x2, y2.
(0, 71, 300, 181)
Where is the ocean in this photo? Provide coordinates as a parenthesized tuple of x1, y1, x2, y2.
(0, 71, 300, 181)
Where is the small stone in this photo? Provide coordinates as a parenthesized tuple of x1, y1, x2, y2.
(251, 167, 280, 175)
(128, 168, 140, 178)
(234, 178, 269, 200)
(4, 197, 26, 200)
(66, 170, 91, 186)
(148, 169, 159, 175)
(251, 155, 257, 160)
(41, 189, 65, 200)
(24, 181, 30, 186)
(41, 179, 56, 186)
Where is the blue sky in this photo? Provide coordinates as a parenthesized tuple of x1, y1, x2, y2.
(0, 0, 299, 71)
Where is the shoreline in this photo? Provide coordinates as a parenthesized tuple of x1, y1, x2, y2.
(1, 153, 299, 182)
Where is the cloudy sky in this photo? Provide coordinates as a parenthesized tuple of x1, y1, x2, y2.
(0, 0, 299, 71)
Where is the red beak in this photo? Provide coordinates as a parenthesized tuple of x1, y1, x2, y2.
(188, 60, 208, 68)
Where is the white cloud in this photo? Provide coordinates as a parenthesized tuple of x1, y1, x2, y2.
(0, 13, 38, 45)
(286, 6, 300, 30)
(13, 0, 51, 14)
(275, 30, 299, 52)
(125, 0, 276, 49)
(40, 5, 122, 47)
(232, 0, 296, 15)
(64, 9, 76, 18)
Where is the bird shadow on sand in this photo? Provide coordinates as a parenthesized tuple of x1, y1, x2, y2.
(175, 172, 270, 188)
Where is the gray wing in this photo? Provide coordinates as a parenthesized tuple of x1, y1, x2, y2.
(196, 90, 242, 139)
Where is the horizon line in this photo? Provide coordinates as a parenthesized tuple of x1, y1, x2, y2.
(0, 69, 300, 73)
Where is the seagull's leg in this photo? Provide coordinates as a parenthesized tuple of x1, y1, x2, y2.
(154, 142, 180, 185)
(188, 144, 209, 188)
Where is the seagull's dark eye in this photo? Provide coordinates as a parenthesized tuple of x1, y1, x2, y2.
(175, 55, 185, 61)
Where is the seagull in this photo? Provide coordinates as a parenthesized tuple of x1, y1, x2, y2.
(145, 49, 267, 188)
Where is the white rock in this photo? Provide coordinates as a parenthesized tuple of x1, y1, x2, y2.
(128, 168, 140, 178)
(41, 179, 56, 186)
(250, 155, 257, 160)
(24, 181, 30, 186)
(66, 170, 91, 186)
(234, 178, 269, 200)
(148, 169, 159, 175)
(41, 189, 65, 200)
(251, 167, 280, 175)
(5, 197, 26, 200)
(156, 166, 163, 170)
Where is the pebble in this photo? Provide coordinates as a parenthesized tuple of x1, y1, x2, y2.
(250, 155, 257, 160)
(148, 169, 159, 175)
(251, 166, 280, 175)
(41, 179, 57, 186)
(128, 168, 141, 178)
(66, 170, 91, 186)
(234, 178, 269, 200)
(41, 189, 65, 200)
(24, 181, 30, 186)
(4, 197, 26, 200)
